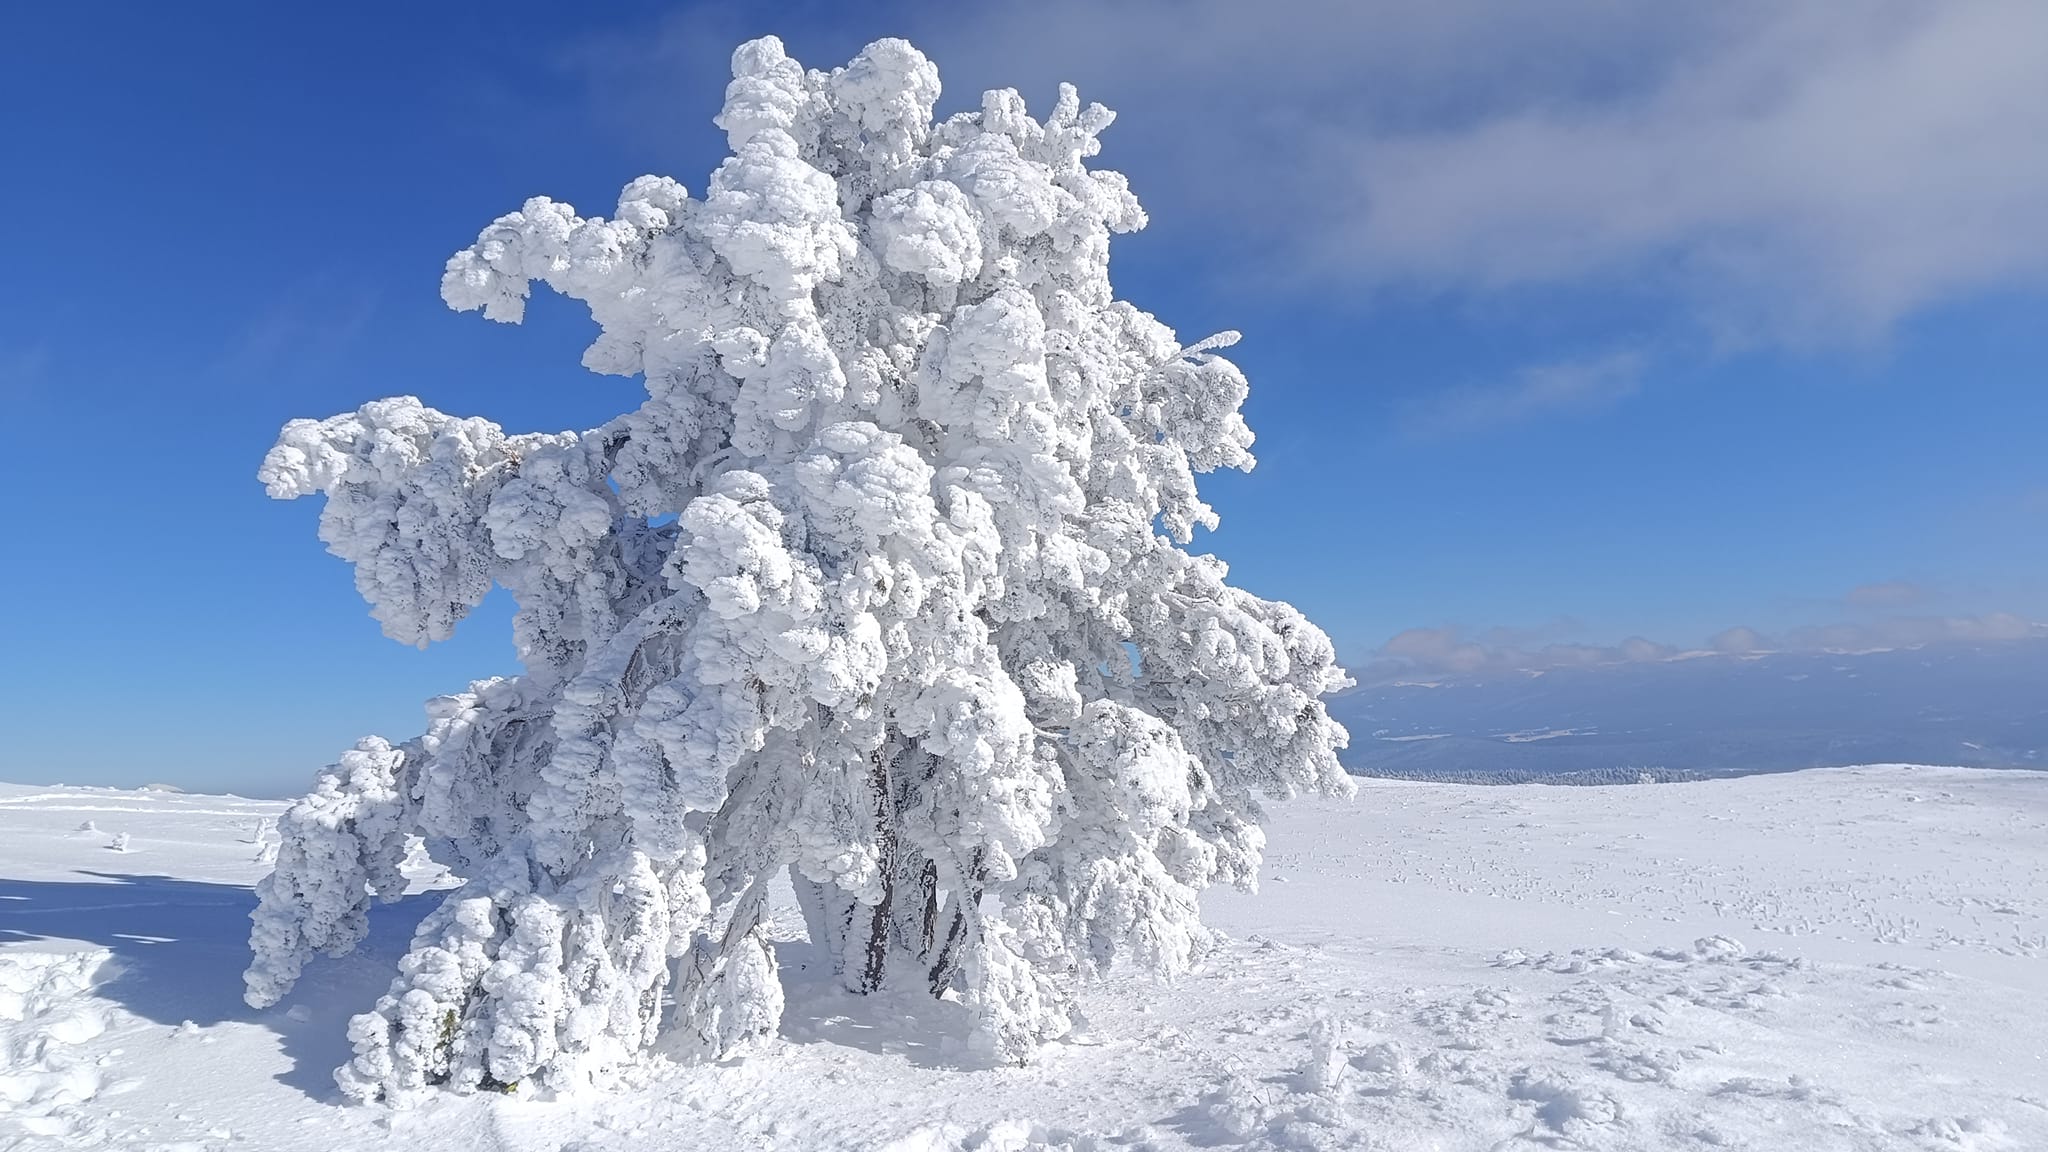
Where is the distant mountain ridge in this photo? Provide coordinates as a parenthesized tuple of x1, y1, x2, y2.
(1329, 638, 2048, 782)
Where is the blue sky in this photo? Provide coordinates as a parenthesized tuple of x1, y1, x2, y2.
(2, 1, 2044, 795)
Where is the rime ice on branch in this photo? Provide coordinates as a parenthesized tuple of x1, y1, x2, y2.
(247, 34, 1352, 1101)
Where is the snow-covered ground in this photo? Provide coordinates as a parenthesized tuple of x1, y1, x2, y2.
(3, 765, 2043, 1151)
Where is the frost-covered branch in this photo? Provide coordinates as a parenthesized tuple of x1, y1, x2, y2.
(249, 33, 1350, 1101)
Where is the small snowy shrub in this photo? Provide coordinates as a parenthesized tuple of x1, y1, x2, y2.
(1303, 1015, 1348, 1094)
(248, 35, 1351, 1101)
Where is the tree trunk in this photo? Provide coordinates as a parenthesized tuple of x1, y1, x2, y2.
(789, 868, 842, 976)
(849, 743, 896, 993)
(891, 852, 939, 962)
(926, 845, 985, 998)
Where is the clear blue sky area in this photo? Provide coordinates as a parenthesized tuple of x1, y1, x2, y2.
(3, 2, 2043, 794)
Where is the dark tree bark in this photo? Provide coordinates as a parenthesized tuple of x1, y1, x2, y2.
(927, 845, 985, 998)
(850, 743, 896, 993)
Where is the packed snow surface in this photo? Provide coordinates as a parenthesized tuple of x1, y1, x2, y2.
(2, 765, 2043, 1150)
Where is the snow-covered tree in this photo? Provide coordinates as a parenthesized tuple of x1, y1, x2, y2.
(246, 35, 1352, 1102)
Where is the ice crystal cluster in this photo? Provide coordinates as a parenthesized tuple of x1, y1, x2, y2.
(246, 35, 1351, 1102)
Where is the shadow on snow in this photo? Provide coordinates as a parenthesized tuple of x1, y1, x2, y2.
(0, 873, 998, 1095)
(0, 871, 440, 1102)
(770, 939, 996, 1071)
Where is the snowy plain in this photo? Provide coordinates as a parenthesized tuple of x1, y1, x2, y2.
(2, 765, 2043, 1152)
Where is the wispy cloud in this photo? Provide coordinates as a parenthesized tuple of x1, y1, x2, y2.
(1708, 626, 1770, 655)
(1366, 625, 1678, 683)
(1362, 609, 2046, 683)
(1328, 1, 2048, 338)
(639, 0, 2048, 343)
(1401, 349, 1643, 436)
(1844, 581, 1930, 610)
(0, 345, 53, 410)
(208, 275, 380, 384)
(1778, 612, 2040, 651)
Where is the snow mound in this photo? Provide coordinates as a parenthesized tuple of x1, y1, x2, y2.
(0, 950, 117, 1143)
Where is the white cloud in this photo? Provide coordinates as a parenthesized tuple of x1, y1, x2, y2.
(889, 0, 2048, 339)
(1362, 625, 1677, 684)
(1780, 612, 2041, 651)
(1710, 626, 1768, 655)
(1362, 611, 2046, 683)
(1333, 1, 2048, 338)
(1401, 349, 1642, 435)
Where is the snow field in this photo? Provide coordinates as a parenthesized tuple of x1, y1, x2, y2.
(2, 766, 2044, 1150)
